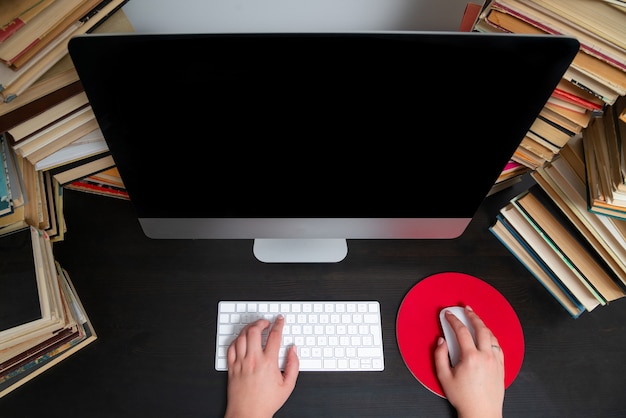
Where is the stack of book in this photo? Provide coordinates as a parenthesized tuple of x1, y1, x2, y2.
(490, 96, 626, 318)
(474, 0, 626, 171)
(0, 1, 131, 238)
(0, 225, 96, 398)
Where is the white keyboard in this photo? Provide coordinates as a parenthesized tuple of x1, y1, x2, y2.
(215, 301, 384, 372)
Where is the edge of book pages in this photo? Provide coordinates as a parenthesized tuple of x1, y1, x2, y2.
(0, 226, 96, 398)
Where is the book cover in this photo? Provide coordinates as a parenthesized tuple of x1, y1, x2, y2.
(0, 261, 97, 398)
(1, 135, 25, 210)
(532, 161, 626, 287)
(490, 215, 585, 317)
(0, 138, 12, 216)
(582, 114, 626, 219)
(48, 152, 114, 186)
(34, 128, 108, 171)
(528, 117, 574, 148)
(514, 185, 626, 301)
(0, 227, 41, 333)
(498, 200, 601, 311)
(0, 80, 83, 134)
(65, 178, 129, 200)
(8, 91, 90, 146)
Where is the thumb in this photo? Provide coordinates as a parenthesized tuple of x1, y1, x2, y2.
(433, 337, 452, 382)
(282, 345, 300, 388)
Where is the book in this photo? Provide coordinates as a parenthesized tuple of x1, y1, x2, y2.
(1, 135, 25, 210)
(0, 58, 78, 118)
(522, 131, 560, 156)
(0, 77, 83, 133)
(497, 199, 602, 311)
(0, 233, 97, 398)
(22, 107, 99, 165)
(10, 0, 105, 70)
(65, 178, 129, 200)
(34, 128, 108, 171)
(0, 3, 133, 121)
(562, 65, 621, 106)
(581, 106, 626, 219)
(543, 102, 592, 129)
(459, 2, 483, 31)
(0, 0, 128, 103)
(0, 0, 86, 66)
(532, 156, 626, 288)
(6, 90, 90, 145)
(0, 0, 55, 43)
(551, 79, 605, 112)
(528, 116, 575, 148)
(525, 0, 626, 50)
(484, 0, 626, 73)
(539, 106, 584, 134)
(0, 137, 13, 216)
(514, 185, 626, 303)
(490, 215, 586, 317)
(65, 165, 127, 200)
(511, 144, 546, 170)
(497, 160, 531, 182)
(49, 152, 115, 186)
(479, 5, 626, 98)
(0, 227, 66, 351)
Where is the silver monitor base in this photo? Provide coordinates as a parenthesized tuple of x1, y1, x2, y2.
(253, 239, 348, 263)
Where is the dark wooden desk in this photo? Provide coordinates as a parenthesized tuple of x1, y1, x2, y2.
(4, 181, 626, 417)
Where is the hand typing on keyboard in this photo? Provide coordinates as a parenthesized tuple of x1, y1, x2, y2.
(224, 315, 299, 418)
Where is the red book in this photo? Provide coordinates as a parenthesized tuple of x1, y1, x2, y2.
(0, 0, 55, 43)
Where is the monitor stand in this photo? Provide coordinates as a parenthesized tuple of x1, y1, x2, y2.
(253, 239, 348, 263)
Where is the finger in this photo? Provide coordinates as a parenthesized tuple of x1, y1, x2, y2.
(433, 336, 452, 381)
(283, 345, 300, 387)
(241, 319, 271, 356)
(490, 335, 505, 363)
(233, 327, 248, 358)
(463, 306, 493, 351)
(226, 340, 238, 369)
(264, 315, 285, 356)
(445, 310, 475, 349)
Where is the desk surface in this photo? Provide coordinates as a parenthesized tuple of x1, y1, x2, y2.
(4, 179, 626, 417)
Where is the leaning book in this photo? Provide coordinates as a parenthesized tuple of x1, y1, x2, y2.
(0, 226, 97, 398)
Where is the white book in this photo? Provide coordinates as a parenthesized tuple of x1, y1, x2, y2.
(35, 129, 108, 171)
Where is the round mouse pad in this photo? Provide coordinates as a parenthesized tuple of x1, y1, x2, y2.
(396, 271, 524, 398)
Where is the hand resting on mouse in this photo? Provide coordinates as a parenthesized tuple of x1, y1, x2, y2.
(434, 305, 505, 418)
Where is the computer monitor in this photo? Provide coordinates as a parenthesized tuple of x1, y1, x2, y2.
(68, 32, 579, 262)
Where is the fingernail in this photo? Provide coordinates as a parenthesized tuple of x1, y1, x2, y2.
(438, 337, 445, 345)
(277, 314, 284, 320)
(465, 305, 473, 312)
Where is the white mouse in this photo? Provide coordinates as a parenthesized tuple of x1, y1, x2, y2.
(439, 306, 477, 367)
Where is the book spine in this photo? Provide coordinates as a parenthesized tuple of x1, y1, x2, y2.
(0, 19, 25, 43)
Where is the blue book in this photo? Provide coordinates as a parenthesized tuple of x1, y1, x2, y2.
(0, 135, 13, 216)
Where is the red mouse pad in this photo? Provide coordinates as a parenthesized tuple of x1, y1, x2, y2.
(396, 272, 524, 398)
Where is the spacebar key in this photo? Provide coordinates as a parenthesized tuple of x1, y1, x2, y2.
(299, 359, 323, 369)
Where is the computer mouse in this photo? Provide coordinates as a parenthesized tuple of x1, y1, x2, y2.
(439, 306, 477, 367)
